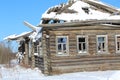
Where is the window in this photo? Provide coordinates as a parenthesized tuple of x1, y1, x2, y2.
(97, 35, 108, 53)
(77, 36, 88, 54)
(56, 36, 69, 55)
(37, 42, 42, 56)
(116, 35, 120, 53)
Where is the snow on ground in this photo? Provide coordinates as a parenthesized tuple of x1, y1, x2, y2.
(0, 63, 120, 80)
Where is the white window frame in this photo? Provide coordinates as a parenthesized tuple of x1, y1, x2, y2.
(97, 35, 108, 54)
(37, 43, 43, 57)
(56, 36, 69, 56)
(77, 35, 88, 54)
(115, 35, 120, 53)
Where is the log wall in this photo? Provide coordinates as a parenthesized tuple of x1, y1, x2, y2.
(42, 25, 120, 75)
(51, 55, 120, 74)
(35, 56, 44, 73)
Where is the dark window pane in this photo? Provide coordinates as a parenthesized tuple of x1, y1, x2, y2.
(58, 44, 62, 50)
(117, 37, 120, 51)
(58, 38, 61, 43)
(79, 38, 85, 42)
(58, 38, 67, 43)
(98, 43, 101, 50)
(118, 42, 120, 50)
(117, 36, 120, 39)
(83, 43, 86, 51)
(79, 43, 82, 50)
(102, 43, 105, 50)
(63, 44, 66, 50)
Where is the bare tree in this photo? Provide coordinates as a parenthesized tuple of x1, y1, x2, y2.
(0, 41, 16, 64)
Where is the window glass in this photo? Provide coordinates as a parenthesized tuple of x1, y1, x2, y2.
(116, 36, 120, 52)
(98, 37, 104, 42)
(97, 35, 107, 53)
(77, 36, 87, 53)
(58, 38, 67, 43)
(57, 36, 68, 55)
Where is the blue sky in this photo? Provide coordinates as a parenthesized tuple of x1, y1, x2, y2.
(0, 0, 120, 51)
(0, 0, 67, 41)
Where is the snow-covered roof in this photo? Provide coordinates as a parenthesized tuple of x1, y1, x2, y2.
(4, 34, 17, 40)
(4, 21, 42, 42)
(41, 0, 120, 22)
(4, 31, 33, 41)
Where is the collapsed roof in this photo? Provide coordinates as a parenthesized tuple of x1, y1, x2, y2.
(4, 0, 120, 41)
(41, 0, 120, 23)
(4, 22, 42, 42)
(4, 31, 33, 41)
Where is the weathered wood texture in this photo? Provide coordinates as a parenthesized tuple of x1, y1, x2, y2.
(51, 54, 120, 74)
(31, 43, 35, 68)
(35, 56, 44, 73)
(41, 25, 120, 75)
(42, 30, 52, 75)
(24, 43, 29, 65)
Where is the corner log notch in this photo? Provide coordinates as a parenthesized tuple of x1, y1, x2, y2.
(42, 30, 52, 75)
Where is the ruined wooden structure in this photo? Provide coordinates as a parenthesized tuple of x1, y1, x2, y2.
(4, 0, 120, 75)
(23, 0, 120, 75)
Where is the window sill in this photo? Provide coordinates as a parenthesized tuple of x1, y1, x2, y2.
(77, 53, 89, 56)
(56, 54, 69, 56)
(56, 52, 69, 56)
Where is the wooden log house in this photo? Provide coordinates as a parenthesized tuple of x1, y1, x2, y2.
(36, 20, 120, 75)
(4, 0, 120, 75)
(34, 0, 120, 75)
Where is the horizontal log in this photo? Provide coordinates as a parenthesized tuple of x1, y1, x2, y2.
(51, 59, 120, 67)
(51, 54, 120, 60)
(51, 56, 120, 63)
(51, 63, 120, 74)
(38, 20, 120, 27)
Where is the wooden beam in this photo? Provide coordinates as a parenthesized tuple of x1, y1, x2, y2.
(83, 0, 120, 13)
(38, 20, 120, 28)
(31, 42, 35, 68)
(24, 42, 29, 65)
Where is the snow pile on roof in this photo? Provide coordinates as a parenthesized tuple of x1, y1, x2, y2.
(41, 0, 120, 22)
(4, 30, 41, 42)
(107, 15, 120, 20)
(4, 21, 42, 42)
(4, 31, 33, 41)
(4, 34, 17, 40)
